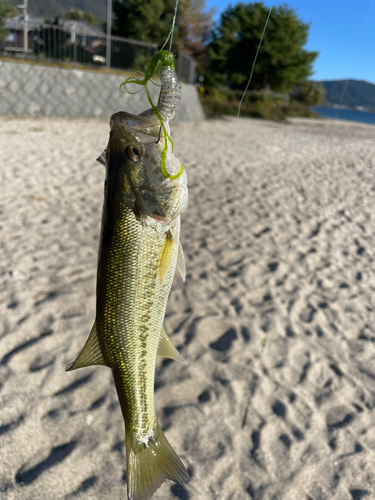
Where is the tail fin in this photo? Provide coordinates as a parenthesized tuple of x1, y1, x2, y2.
(126, 422, 189, 500)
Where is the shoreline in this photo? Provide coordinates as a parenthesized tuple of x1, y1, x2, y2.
(313, 105, 375, 126)
(288, 115, 375, 127)
(3, 112, 375, 129)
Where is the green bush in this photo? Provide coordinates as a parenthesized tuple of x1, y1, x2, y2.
(292, 81, 326, 106)
(285, 100, 321, 118)
(200, 87, 317, 121)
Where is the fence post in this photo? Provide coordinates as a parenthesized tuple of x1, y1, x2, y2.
(106, 0, 112, 68)
(189, 57, 195, 85)
(71, 22, 77, 65)
(22, 0, 28, 55)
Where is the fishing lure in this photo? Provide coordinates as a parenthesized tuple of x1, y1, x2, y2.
(121, 50, 184, 180)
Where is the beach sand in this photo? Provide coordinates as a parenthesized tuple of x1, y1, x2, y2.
(1, 115, 375, 500)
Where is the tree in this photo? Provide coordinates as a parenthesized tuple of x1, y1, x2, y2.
(0, 1, 18, 42)
(112, 0, 171, 44)
(66, 8, 98, 27)
(177, 0, 213, 61)
(207, 2, 318, 92)
(112, 0, 212, 57)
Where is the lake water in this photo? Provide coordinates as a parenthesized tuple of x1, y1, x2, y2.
(313, 106, 375, 126)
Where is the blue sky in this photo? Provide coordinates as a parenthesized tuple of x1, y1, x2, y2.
(205, 0, 375, 83)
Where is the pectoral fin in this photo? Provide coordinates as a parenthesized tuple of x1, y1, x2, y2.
(158, 233, 177, 284)
(65, 322, 107, 371)
(177, 241, 186, 282)
(157, 327, 188, 365)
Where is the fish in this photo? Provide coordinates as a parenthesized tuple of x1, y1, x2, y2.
(66, 63, 189, 500)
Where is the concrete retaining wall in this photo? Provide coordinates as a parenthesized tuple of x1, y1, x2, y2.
(0, 60, 205, 122)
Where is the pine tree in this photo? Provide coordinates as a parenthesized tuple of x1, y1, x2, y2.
(208, 2, 318, 92)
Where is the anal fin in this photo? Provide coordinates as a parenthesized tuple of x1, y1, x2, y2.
(157, 327, 188, 365)
(65, 322, 107, 371)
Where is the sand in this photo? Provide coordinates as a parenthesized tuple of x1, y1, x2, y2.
(1, 115, 375, 500)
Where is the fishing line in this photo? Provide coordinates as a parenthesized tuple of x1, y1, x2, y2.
(169, 0, 180, 52)
(334, 79, 349, 120)
(156, 0, 180, 142)
(160, 0, 180, 52)
(237, 6, 273, 118)
(120, 0, 183, 179)
(363, 0, 373, 29)
(334, 1, 372, 119)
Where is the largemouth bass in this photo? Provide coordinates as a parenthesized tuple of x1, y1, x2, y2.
(66, 64, 189, 500)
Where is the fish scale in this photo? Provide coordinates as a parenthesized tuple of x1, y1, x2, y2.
(66, 62, 189, 500)
(107, 222, 174, 423)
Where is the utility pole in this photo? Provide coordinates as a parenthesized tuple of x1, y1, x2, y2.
(18, 0, 28, 55)
(106, 0, 111, 69)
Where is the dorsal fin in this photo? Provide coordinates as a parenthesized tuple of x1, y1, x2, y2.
(157, 327, 188, 365)
(65, 322, 107, 371)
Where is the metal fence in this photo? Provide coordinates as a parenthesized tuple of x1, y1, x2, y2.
(1, 22, 158, 72)
(0, 21, 197, 83)
(177, 51, 195, 84)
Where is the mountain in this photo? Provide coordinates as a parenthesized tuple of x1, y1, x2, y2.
(7, 0, 107, 24)
(317, 79, 375, 109)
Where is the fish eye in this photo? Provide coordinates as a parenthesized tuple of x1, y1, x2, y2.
(127, 145, 141, 162)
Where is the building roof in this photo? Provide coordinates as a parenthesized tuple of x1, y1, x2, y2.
(5, 16, 106, 38)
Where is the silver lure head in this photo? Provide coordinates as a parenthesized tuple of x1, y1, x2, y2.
(103, 111, 188, 223)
